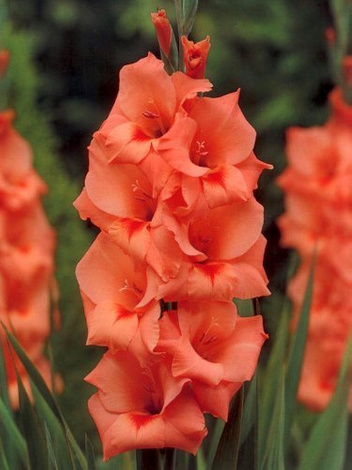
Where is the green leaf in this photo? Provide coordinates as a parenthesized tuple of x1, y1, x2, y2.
(3, 325, 61, 420)
(260, 374, 285, 470)
(0, 340, 11, 409)
(188, 454, 198, 470)
(16, 368, 48, 470)
(234, 298, 255, 318)
(175, 0, 198, 37)
(0, 435, 11, 470)
(238, 375, 258, 470)
(136, 449, 162, 470)
(211, 386, 244, 470)
(85, 435, 96, 470)
(297, 342, 350, 470)
(284, 258, 314, 446)
(0, 396, 28, 464)
(258, 303, 290, 462)
(31, 381, 74, 469)
(2, 325, 87, 470)
(44, 423, 59, 470)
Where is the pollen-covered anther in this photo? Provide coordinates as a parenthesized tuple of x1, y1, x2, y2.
(120, 279, 142, 295)
(132, 180, 152, 201)
(143, 110, 160, 119)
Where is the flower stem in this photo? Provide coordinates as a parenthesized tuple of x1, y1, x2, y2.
(136, 449, 162, 470)
(163, 448, 176, 470)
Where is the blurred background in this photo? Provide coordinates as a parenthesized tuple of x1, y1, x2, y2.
(2, 0, 333, 456)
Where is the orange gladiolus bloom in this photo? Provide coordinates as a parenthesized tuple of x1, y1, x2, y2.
(278, 87, 352, 410)
(76, 232, 160, 360)
(157, 302, 267, 420)
(76, 48, 270, 457)
(0, 111, 58, 407)
(86, 351, 207, 458)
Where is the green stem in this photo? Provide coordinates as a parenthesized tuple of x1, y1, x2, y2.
(163, 448, 176, 470)
(136, 449, 162, 470)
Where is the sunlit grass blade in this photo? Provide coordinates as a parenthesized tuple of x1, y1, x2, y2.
(211, 386, 244, 470)
(297, 342, 351, 470)
(284, 258, 314, 446)
(85, 435, 96, 470)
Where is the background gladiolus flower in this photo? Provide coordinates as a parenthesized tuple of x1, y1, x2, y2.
(278, 87, 352, 410)
(0, 110, 59, 407)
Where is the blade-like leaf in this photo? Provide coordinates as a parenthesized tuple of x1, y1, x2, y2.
(44, 423, 59, 470)
(31, 381, 74, 469)
(3, 325, 87, 470)
(0, 340, 11, 409)
(85, 435, 96, 470)
(258, 302, 290, 462)
(3, 325, 60, 420)
(284, 258, 314, 445)
(16, 368, 48, 470)
(297, 342, 351, 470)
(175, 0, 198, 37)
(0, 435, 11, 470)
(237, 375, 258, 470)
(211, 386, 244, 470)
(188, 454, 198, 470)
(0, 396, 28, 462)
(260, 374, 285, 470)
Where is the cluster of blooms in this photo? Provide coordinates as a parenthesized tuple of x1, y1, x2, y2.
(0, 108, 57, 407)
(278, 87, 352, 411)
(76, 31, 270, 459)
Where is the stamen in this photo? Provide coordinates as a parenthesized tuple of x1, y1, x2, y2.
(143, 110, 160, 119)
(119, 279, 142, 295)
(195, 140, 208, 157)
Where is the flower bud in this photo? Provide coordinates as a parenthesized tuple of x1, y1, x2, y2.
(181, 35, 211, 79)
(151, 9, 172, 58)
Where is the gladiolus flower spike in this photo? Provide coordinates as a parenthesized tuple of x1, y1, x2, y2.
(76, 12, 271, 461)
(278, 87, 352, 411)
(0, 110, 59, 408)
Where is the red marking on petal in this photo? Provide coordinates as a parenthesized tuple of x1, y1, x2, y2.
(133, 127, 152, 141)
(196, 263, 222, 286)
(129, 413, 158, 429)
(203, 170, 226, 188)
(123, 218, 148, 240)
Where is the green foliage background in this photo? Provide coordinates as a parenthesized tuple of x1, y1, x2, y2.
(2, 0, 345, 464)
